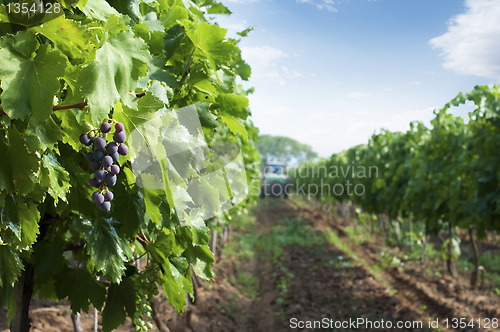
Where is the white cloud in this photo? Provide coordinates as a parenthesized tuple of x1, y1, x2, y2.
(241, 46, 302, 85)
(347, 92, 370, 99)
(430, 0, 500, 82)
(296, 0, 339, 13)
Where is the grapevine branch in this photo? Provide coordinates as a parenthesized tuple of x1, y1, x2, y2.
(0, 93, 148, 117)
(52, 92, 147, 111)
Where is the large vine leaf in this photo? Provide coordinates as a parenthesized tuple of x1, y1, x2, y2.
(219, 114, 248, 141)
(79, 0, 120, 21)
(54, 267, 107, 313)
(101, 278, 136, 332)
(0, 245, 23, 287)
(214, 93, 249, 119)
(31, 15, 95, 64)
(39, 153, 71, 204)
(112, 182, 146, 238)
(186, 22, 236, 71)
(77, 21, 151, 124)
(85, 217, 133, 283)
(0, 127, 39, 194)
(0, 194, 40, 249)
(0, 31, 67, 122)
(183, 244, 214, 280)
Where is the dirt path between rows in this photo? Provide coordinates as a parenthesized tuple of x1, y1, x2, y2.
(3, 198, 500, 331)
(163, 199, 433, 331)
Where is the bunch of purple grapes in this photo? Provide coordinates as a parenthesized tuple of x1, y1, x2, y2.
(80, 122, 129, 211)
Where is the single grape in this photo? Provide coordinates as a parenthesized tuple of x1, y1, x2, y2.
(93, 150, 105, 161)
(115, 122, 125, 132)
(93, 137, 106, 150)
(92, 191, 100, 201)
(90, 160, 100, 171)
(110, 152, 120, 162)
(118, 144, 129, 156)
(105, 173, 117, 187)
(95, 169, 106, 180)
(110, 164, 120, 175)
(93, 193, 105, 205)
(102, 155, 113, 168)
(89, 177, 100, 187)
(85, 152, 94, 161)
(88, 131, 96, 138)
(100, 122, 112, 133)
(114, 131, 126, 143)
(79, 133, 91, 146)
(106, 142, 118, 154)
(104, 190, 114, 201)
(97, 201, 111, 211)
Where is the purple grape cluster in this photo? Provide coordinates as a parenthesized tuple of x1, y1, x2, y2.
(80, 122, 128, 211)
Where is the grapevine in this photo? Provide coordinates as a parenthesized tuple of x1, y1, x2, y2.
(0, 0, 261, 331)
(291, 84, 500, 282)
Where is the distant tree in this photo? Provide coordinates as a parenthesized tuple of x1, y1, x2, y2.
(257, 135, 318, 166)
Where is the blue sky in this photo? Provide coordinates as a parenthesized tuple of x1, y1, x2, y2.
(214, 0, 500, 157)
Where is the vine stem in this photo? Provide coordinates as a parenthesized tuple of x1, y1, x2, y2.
(52, 93, 147, 111)
(1, 93, 148, 117)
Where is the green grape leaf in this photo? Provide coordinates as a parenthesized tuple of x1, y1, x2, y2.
(160, 259, 187, 312)
(206, 2, 232, 15)
(77, 24, 151, 124)
(192, 226, 210, 246)
(0, 127, 39, 194)
(187, 22, 236, 71)
(0, 245, 23, 287)
(0, 5, 8, 22)
(79, 0, 119, 21)
(183, 244, 214, 280)
(0, 31, 67, 122)
(60, 0, 88, 8)
(33, 240, 66, 288)
(219, 114, 248, 141)
(237, 26, 254, 38)
(112, 183, 145, 238)
(147, 57, 181, 89)
(144, 189, 170, 226)
(106, 0, 141, 23)
(54, 267, 106, 313)
(55, 109, 93, 151)
(215, 93, 249, 119)
(0, 282, 16, 325)
(25, 116, 63, 152)
(101, 278, 136, 332)
(85, 217, 133, 283)
(161, 5, 189, 29)
(196, 103, 218, 129)
(39, 153, 71, 204)
(168, 256, 193, 293)
(133, 23, 164, 55)
(146, 232, 188, 311)
(235, 59, 251, 81)
(112, 97, 158, 142)
(30, 15, 95, 63)
(163, 24, 191, 61)
(0, 195, 40, 249)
